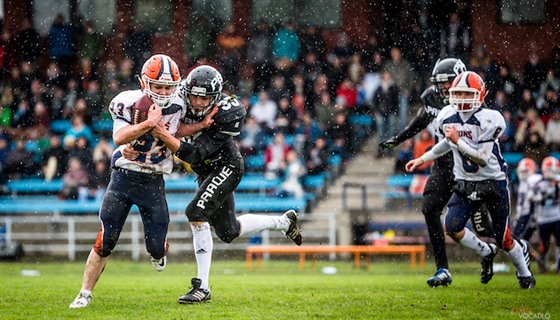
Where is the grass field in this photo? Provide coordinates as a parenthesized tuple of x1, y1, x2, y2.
(1, 258, 558, 320)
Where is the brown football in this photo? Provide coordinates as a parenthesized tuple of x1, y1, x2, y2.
(132, 94, 154, 124)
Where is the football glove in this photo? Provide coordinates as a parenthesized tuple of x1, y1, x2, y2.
(379, 138, 398, 150)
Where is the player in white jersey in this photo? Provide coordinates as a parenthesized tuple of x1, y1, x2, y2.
(70, 54, 185, 309)
(406, 71, 535, 289)
(513, 159, 540, 253)
(529, 156, 560, 273)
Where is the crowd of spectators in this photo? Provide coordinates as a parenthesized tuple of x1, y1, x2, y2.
(1, 11, 560, 198)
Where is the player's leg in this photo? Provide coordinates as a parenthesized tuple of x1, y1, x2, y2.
(487, 180, 534, 288)
(537, 222, 552, 273)
(70, 172, 133, 308)
(136, 175, 169, 271)
(552, 221, 560, 273)
(237, 210, 302, 245)
(445, 193, 497, 283)
(422, 173, 453, 286)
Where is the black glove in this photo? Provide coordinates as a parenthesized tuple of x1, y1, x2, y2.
(379, 138, 398, 150)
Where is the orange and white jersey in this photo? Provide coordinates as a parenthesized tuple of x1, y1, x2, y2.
(109, 89, 186, 174)
(434, 105, 508, 181)
(531, 174, 560, 224)
(516, 173, 541, 219)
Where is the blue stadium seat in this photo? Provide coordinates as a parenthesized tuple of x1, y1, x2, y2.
(50, 120, 71, 134)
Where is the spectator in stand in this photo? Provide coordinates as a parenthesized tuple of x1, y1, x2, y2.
(1, 29, 15, 80)
(248, 19, 273, 92)
(118, 57, 137, 90)
(549, 45, 560, 78)
(41, 135, 68, 181)
(494, 63, 522, 111)
(523, 50, 548, 96)
(394, 138, 414, 174)
(79, 160, 110, 202)
(5, 139, 36, 179)
(60, 156, 89, 200)
(314, 91, 339, 130)
(294, 111, 324, 154)
(77, 20, 105, 77)
(469, 46, 498, 86)
(412, 129, 435, 174)
(275, 96, 299, 134)
(123, 22, 152, 74)
(0, 86, 14, 127)
(67, 135, 94, 173)
(45, 61, 66, 91)
(238, 116, 265, 156)
(184, 16, 215, 63)
(299, 25, 325, 62)
(336, 78, 358, 112)
(382, 46, 414, 130)
(264, 132, 291, 180)
(372, 70, 400, 157)
(500, 110, 517, 153)
(272, 20, 300, 72)
(522, 132, 548, 166)
(305, 136, 329, 175)
(329, 32, 356, 65)
(490, 90, 508, 113)
(216, 22, 246, 85)
(515, 108, 546, 152)
(545, 108, 560, 151)
(277, 149, 306, 199)
(300, 52, 325, 97)
(14, 60, 36, 95)
(324, 56, 346, 98)
(10, 99, 34, 136)
(14, 18, 41, 65)
(439, 12, 471, 62)
(250, 91, 277, 133)
(92, 134, 114, 165)
(326, 111, 352, 161)
(64, 114, 94, 147)
(361, 33, 384, 73)
(537, 85, 558, 124)
(83, 80, 104, 121)
(268, 74, 290, 105)
(48, 14, 76, 74)
(348, 53, 365, 85)
(519, 88, 537, 119)
(27, 101, 51, 140)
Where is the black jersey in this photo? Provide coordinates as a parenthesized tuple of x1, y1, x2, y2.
(393, 86, 453, 171)
(181, 94, 247, 173)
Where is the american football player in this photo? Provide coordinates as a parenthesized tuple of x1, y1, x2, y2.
(146, 65, 303, 304)
(529, 156, 560, 273)
(406, 71, 535, 289)
(379, 58, 494, 287)
(70, 54, 183, 309)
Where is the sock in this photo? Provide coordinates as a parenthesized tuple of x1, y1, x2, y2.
(459, 228, 492, 257)
(191, 223, 213, 290)
(507, 240, 531, 277)
(80, 289, 92, 297)
(237, 214, 289, 237)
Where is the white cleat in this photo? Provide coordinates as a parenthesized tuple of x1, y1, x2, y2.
(69, 291, 92, 309)
(150, 255, 167, 272)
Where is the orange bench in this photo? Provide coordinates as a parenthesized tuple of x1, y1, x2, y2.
(246, 245, 426, 271)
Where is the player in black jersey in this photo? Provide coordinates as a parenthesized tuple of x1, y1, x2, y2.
(379, 58, 493, 287)
(148, 65, 303, 303)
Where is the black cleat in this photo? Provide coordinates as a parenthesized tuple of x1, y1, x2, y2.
(283, 210, 303, 246)
(177, 278, 211, 304)
(481, 243, 498, 284)
(517, 274, 536, 289)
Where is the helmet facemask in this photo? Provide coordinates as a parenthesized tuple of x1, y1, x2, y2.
(142, 76, 180, 109)
(449, 87, 482, 113)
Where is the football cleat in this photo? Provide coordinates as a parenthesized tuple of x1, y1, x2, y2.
(481, 243, 498, 284)
(282, 210, 303, 246)
(150, 255, 166, 272)
(517, 274, 536, 289)
(69, 291, 92, 309)
(177, 278, 211, 304)
(427, 268, 452, 287)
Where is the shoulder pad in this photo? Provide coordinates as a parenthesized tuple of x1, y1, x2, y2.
(214, 95, 247, 124)
(420, 87, 446, 110)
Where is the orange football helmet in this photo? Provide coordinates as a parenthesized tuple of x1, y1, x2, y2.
(541, 156, 560, 179)
(449, 71, 487, 112)
(139, 54, 181, 109)
(516, 158, 537, 181)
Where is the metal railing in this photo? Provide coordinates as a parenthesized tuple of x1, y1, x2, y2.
(0, 213, 336, 261)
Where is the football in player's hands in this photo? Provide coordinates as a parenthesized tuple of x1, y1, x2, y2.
(132, 94, 154, 124)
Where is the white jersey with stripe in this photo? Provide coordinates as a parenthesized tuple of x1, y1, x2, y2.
(109, 89, 186, 175)
(531, 174, 560, 224)
(435, 106, 508, 181)
(516, 173, 541, 218)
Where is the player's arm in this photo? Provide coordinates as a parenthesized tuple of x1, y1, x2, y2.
(444, 126, 493, 167)
(176, 105, 219, 137)
(113, 104, 161, 146)
(405, 139, 451, 172)
(380, 109, 432, 149)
